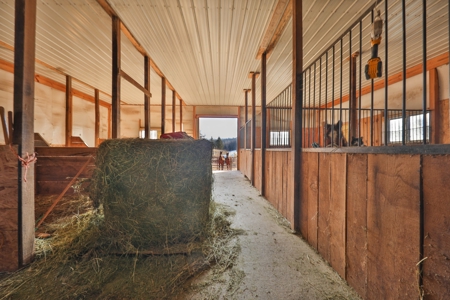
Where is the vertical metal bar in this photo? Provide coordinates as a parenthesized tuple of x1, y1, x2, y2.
(112, 16, 121, 139)
(402, 0, 407, 145)
(370, 10, 374, 146)
(339, 39, 343, 145)
(313, 62, 316, 147)
(303, 71, 307, 147)
(422, 0, 427, 145)
(161, 77, 166, 134)
(349, 28, 352, 142)
(319, 56, 322, 146)
(384, 2, 389, 146)
(359, 20, 363, 145)
(325, 51, 328, 146)
(308, 67, 311, 147)
(332, 45, 335, 143)
(179, 99, 183, 132)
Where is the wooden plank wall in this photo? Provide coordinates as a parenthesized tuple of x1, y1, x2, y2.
(422, 155, 450, 299)
(35, 147, 97, 195)
(265, 150, 292, 224)
(254, 149, 262, 192)
(0, 145, 19, 271)
(297, 151, 450, 300)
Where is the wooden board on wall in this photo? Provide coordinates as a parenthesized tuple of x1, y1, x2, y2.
(0, 145, 19, 271)
(318, 152, 331, 263)
(254, 150, 262, 192)
(367, 154, 420, 299)
(346, 154, 368, 298)
(329, 153, 347, 279)
(438, 99, 450, 144)
(301, 152, 319, 248)
(422, 155, 450, 299)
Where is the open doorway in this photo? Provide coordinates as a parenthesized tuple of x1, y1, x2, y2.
(199, 117, 237, 171)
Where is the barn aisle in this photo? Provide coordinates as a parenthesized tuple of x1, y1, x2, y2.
(182, 170, 360, 300)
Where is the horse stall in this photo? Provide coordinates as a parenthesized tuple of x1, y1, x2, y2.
(237, 1, 450, 298)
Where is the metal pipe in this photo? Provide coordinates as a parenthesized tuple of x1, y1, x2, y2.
(402, 0, 407, 145)
(422, 0, 427, 145)
(371, 10, 374, 146)
(384, 1, 389, 146)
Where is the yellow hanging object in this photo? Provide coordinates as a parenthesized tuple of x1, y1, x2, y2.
(366, 57, 382, 79)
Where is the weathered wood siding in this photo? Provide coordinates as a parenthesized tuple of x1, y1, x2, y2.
(0, 145, 19, 271)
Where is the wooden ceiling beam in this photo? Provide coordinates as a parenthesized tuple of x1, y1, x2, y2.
(256, 0, 292, 60)
(97, 0, 183, 101)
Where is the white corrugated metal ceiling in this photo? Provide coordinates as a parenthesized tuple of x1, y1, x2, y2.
(0, 0, 447, 109)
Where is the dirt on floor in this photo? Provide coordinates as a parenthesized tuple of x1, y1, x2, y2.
(178, 170, 361, 300)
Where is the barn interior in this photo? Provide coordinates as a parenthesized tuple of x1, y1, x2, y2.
(1, 0, 450, 299)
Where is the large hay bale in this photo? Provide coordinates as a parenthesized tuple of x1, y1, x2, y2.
(90, 138, 213, 249)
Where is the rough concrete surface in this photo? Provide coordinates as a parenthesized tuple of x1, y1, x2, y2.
(182, 170, 361, 300)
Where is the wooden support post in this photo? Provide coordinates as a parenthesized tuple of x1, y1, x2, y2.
(179, 99, 183, 132)
(261, 52, 267, 196)
(65, 75, 72, 146)
(244, 89, 250, 150)
(193, 106, 196, 139)
(108, 106, 112, 139)
(292, 0, 303, 232)
(429, 68, 439, 144)
(144, 56, 151, 139)
(12, 0, 37, 268)
(94, 89, 100, 146)
(172, 89, 176, 132)
(251, 72, 257, 185)
(161, 77, 166, 134)
(0, 107, 9, 144)
(111, 15, 121, 139)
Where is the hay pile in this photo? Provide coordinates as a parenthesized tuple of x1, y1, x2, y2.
(90, 138, 213, 250)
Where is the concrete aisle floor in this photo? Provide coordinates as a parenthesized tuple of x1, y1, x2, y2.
(184, 170, 361, 300)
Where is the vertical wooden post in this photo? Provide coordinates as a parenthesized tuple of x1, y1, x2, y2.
(172, 90, 176, 132)
(12, 0, 37, 268)
(144, 56, 151, 139)
(179, 99, 183, 132)
(94, 89, 100, 146)
(251, 72, 257, 185)
(111, 15, 121, 139)
(261, 52, 267, 196)
(161, 77, 166, 134)
(193, 106, 196, 138)
(244, 89, 250, 150)
(108, 106, 112, 139)
(429, 68, 439, 144)
(292, 0, 303, 231)
(65, 75, 72, 146)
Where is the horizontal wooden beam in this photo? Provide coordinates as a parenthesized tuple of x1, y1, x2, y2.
(97, 0, 183, 101)
(256, 0, 290, 60)
(0, 58, 111, 108)
(120, 70, 152, 98)
(321, 52, 449, 108)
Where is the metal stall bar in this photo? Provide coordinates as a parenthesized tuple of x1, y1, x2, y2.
(313, 62, 317, 147)
(359, 20, 363, 146)
(348, 28, 352, 142)
(339, 39, 343, 145)
(319, 56, 322, 147)
(332, 45, 335, 143)
(370, 10, 374, 147)
(325, 51, 328, 146)
(384, 0, 389, 146)
(401, 0, 407, 145)
(422, 0, 427, 145)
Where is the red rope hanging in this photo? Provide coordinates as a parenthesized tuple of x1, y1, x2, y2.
(10, 144, 37, 182)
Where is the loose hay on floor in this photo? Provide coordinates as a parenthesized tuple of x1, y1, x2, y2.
(0, 198, 238, 300)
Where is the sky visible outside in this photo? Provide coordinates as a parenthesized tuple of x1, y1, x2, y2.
(199, 118, 237, 139)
